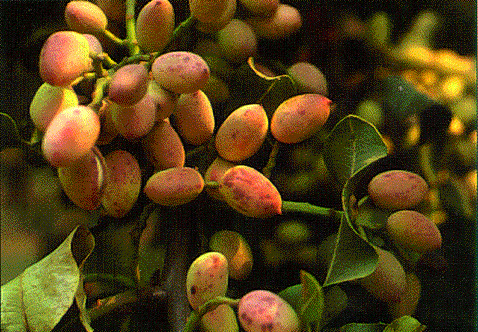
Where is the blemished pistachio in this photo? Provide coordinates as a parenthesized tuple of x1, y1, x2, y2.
(219, 166, 282, 218)
(271, 94, 331, 144)
(101, 150, 141, 218)
(238, 290, 300, 332)
(215, 104, 268, 162)
(186, 252, 228, 310)
(152, 51, 210, 94)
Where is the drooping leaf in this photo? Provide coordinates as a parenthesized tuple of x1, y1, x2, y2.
(298, 270, 324, 325)
(1, 225, 95, 332)
(323, 215, 378, 287)
(0, 112, 22, 150)
(323, 115, 388, 186)
(383, 316, 426, 332)
(224, 57, 297, 119)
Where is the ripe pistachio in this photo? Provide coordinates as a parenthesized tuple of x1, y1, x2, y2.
(186, 252, 228, 310)
(271, 94, 331, 144)
(386, 210, 442, 252)
(368, 170, 428, 209)
(144, 167, 204, 206)
(218, 166, 282, 218)
(238, 290, 300, 332)
(358, 247, 407, 303)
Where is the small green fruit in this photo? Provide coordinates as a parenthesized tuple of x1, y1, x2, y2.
(209, 230, 253, 280)
(29, 83, 78, 131)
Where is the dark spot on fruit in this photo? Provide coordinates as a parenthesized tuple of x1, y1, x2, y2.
(241, 313, 253, 325)
(190, 286, 197, 295)
(262, 323, 274, 331)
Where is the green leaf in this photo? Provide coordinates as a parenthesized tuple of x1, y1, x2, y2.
(323, 215, 378, 287)
(1, 225, 95, 332)
(380, 76, 434, 122)
(225, 57, 297, 118)
(277, 272, 325, 330)
(0, 112, 22, 150)
(323, 115, 388, 186)
(341, 156, 391, 240)
(278, 284, 302, 310)
(337, 322, 387, 332)
(383, 316, 426, 332)
(298, 270, 324, 326)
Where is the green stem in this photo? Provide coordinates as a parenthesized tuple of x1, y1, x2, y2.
(205, 181, 219, 189)
(282, 201, 343, 221)
(88, 76, 111, 112)
(102, 29, 125, 46)
(90, 53, 106, 78)
(262, 140, 280, 178)
(183, 296, 240, 332)
(97, 52, 118, 68)
(161, 15, 198, 54)
(125, 0, 140, 55)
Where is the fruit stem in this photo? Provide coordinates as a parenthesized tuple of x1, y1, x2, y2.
(205, 181, 220, 189)
(262, 140, 280, 178)
(101, 29, 125, 46)
(282, 201, 343, 221)
(125, 0, 141, 56)
(88, 76, 111, 112)
(161, 15, 198, 55)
